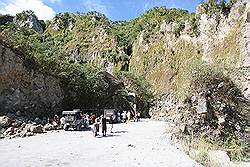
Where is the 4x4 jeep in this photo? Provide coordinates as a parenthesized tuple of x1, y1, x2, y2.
(62, 110, 83, 131)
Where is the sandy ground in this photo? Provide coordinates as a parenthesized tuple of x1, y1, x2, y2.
(0, 120, 202, 167)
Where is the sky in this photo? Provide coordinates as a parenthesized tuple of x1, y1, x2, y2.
(0, 0, 202, 21)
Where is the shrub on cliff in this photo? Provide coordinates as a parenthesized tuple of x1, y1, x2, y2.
(178, 63, 248, 161)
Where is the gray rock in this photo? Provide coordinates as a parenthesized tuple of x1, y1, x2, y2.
(16, 111, 21, 116)
(217, 82, 224, 89)
(206, 150, 234, 167)
(218, 117, 225, 125)
(49, 13, 75, 31)
(34, 117, 42, 124)
(160, 21, 173, 33)
(23, 124, 32, 132)
(12, 120, 22, 128)
(20, 123, 27, 129)
(180, 124, 188, 134)
(196, 97, 207, 114)
(44, 123, 55, 131)
(247, 12, 250, 23)
(191, 96, 197, 103)
(14, 11, 43, 33)
(20, 130, 28, 138)
(30, 125, 43, 133)
(25, 132, 34, 137)
(3, 127, 14, 136)
(0, 116, 11, 128)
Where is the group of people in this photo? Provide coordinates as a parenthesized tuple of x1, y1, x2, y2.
(47, 114, 60, 128)
(92, 111, 141, 137)
(118, 111, 140, 123)
(48, 113, 95, 130)
(92, 114, 109, 137)
(47, 110, 141, 136)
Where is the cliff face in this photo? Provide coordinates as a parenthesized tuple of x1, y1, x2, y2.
(0, 43, 63, 117)
(44, 12, 123, 74)
(130, 0, 249, 101)
(129, 1, 249, 143)
(241, 2, 250, 100)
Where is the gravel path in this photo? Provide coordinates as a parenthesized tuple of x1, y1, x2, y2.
(0, 120, 201, 167)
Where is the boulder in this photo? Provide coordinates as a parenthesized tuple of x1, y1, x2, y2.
(34, 117, 42, 124)
(196, 97, 207, 114)
(30, 125, 43, 133)
(20, 130, 34, 138)
(20, 130, 27, 138)
(218, 117, 225, 125)
(12, 120, 22, 128)
(3, 127, 14, 136)
(20, 122, 27, 129)
(16, 111, 21, 116)
(206, 150, 234, 167)
(0, 116, 11, 127)
(44, 123, 55, 131)
(26, 132, 34, 137)
(23, 124, 33, 132)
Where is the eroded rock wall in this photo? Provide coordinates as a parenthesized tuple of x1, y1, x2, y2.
(0, 43, 63, 117)
(131, 0, 249, 101)
(240, 2, 250, 100)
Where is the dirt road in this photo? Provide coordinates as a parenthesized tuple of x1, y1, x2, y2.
(0, 120, 201, 167)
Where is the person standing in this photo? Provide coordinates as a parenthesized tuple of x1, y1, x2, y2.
(101, 115, 107, 136)
(59, 116, 66, 129)
(126, 111, 131, 123)
(117, 112, 121, 123)
(92, 117, 100, 137)
(121, 111, 126, 123)
(134, 112, 137, 122)
(85, 114, 90, 128)
(110, 113, 115, 133)
(137, 112, 141, 122)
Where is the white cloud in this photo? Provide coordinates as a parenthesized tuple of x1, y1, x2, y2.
(83, 0, 108, 16)
(0, 0, 56, 20)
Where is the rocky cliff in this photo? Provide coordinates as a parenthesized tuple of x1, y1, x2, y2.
(127, 0, 249, 115)
(128, 1, 249, 159)
(130, 0, 249, 101)
(0, 41, 63, 117)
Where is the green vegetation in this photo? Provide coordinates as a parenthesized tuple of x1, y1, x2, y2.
(183, 135, 247, 165)
(183, 136, 217, 165)
(110, 7, 195, 53)
(0, 7, 202, 113)
(0, 11, 119, 110)
(201, 0, 238, 16)
(116, 71, 153, 117)
(224, 137, 248, 161)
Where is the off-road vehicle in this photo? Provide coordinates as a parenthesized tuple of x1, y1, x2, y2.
(62, 110, 83, 131)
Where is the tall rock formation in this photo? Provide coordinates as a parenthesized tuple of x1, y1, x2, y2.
(0, 42, 63, 117)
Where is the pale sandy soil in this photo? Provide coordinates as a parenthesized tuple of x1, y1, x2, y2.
(0, 120, 202, 167)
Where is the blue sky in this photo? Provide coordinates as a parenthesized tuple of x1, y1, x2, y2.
(0, 0, 202, 21)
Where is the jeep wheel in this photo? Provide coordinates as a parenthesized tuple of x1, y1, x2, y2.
(64, 125, 69, 131)
(76, 124, 82, 131)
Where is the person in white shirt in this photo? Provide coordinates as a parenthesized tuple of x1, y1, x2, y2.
(126, 111, 131, 123)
